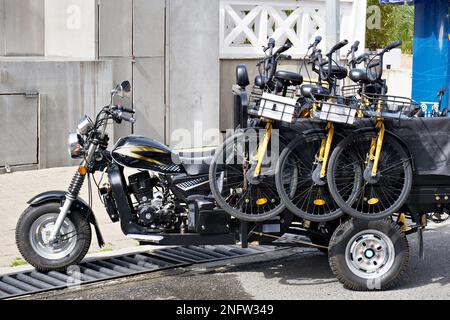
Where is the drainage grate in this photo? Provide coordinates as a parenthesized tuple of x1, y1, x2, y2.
(0, 244, 278, 300)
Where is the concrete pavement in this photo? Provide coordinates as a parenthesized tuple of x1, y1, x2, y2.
(30, 221, 450, 300)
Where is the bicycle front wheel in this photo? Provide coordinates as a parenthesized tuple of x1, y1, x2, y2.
(327, 132, 412, 220)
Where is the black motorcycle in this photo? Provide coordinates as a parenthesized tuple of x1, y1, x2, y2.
(15, 81, 257, 271)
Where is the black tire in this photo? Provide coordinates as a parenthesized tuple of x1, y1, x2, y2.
(275, 133, 343, 222)
(328, 219, 409, 291)
(327, 132, 412, 221)
(16, 202, 92, 271)
(209, 129, 285, 222)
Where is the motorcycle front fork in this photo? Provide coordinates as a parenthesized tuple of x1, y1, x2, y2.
(48, 170, 86, 242)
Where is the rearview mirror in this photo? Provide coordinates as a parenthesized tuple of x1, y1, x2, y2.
(121, 81, 131, 93)
(112, 80, 132, 98)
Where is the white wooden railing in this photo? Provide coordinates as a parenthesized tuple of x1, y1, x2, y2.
(220, 0, 367, 58)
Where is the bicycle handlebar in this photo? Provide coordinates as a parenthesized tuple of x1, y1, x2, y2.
(274, 43, 293, 56)
(264, 38, 276, 52)
(326, 39, 349, 56)
(278, 54, 292, 61)
(355, 53, 369, 65)
(381, 40, 402, 54)
(308, 36, 322, 50)
(347, 40, 360, 57)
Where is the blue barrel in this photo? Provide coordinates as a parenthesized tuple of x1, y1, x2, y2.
(412, 0, 450, 114)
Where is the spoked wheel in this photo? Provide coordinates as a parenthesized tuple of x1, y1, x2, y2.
(329, 219, 409, 291)
(209, 129, 285, 222)
(327, 132, 412, 220)
(275, 133, 344, 222)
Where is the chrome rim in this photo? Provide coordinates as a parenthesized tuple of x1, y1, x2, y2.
(345, 230, 395, 279)
(30, 213, 77, 260)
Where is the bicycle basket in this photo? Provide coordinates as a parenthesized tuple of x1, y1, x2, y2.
(341, 84, 361, 98)
(312, 94, 361, 125)
(257, 92, 299, 123)
(362, 94, 420, 119)
(249, 85, 264, 105)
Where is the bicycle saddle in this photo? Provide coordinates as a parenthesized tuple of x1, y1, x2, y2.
(301, 84, 330, 100)
(254, 75, 268, 89)
(322, 64, 348, 80)
(349, 68, 370, 84)
(274, 70, 304, 86)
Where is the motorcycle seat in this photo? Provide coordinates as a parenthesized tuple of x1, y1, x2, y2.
(177, 150, 215, 176)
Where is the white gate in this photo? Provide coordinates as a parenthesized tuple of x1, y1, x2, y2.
(220, 0, 367, 58)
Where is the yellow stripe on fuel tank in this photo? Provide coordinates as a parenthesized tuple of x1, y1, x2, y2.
(115, 147, 165, 165)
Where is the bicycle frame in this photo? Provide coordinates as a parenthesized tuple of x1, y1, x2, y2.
(253, 121, 273, 177)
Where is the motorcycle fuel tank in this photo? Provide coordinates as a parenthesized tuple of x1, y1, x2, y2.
(112, 136, 184, 173)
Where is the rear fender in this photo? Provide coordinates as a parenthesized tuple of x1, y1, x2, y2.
(28, 191, 105, 247)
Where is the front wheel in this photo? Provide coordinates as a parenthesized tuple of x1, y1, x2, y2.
(16, 202, 92, 271)
(328, 219, 409, 291)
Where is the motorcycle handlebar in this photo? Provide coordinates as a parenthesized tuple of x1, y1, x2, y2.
(117, 111, 136, 124)
(120, 107, 136, 114)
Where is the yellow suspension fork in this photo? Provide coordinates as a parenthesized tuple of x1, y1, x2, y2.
(253, 121, 272, 178)
(319, 122, 334, 178)
(368, 119, 385, 177)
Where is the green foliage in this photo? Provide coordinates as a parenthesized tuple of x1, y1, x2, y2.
(10, 257, 28, 268)
(366, 0, 414, 53)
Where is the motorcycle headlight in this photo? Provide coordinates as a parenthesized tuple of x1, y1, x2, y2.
(77, 116, 94, 136)
(68, 133, 84, 159)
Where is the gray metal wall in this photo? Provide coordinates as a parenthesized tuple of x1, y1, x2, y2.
(0, 0, 222, 171)
(168, 0, 220, 149)
(99, 0, 166, 144)
(0, 59, 112, 170)
(0, 0, 45, 56)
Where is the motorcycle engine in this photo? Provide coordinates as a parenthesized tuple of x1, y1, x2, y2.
(129, 172, 178, 229)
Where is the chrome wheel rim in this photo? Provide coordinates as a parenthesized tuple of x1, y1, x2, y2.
(345, 230, 395, 279)
(30, 213, 77, 260)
